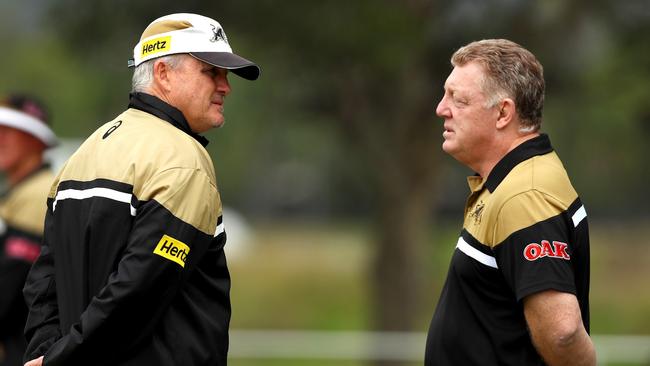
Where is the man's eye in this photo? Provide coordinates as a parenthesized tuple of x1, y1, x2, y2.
(203, 68, 217, 77)
(454, 98, 468, 106)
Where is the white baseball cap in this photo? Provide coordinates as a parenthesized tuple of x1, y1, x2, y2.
(129, 13, 260, 80)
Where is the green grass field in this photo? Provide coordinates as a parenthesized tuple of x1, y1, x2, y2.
(227, 219, 650, 366)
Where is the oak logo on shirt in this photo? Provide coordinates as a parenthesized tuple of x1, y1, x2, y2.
(524, 240, 570, 261)
(153, 234, 189, 267)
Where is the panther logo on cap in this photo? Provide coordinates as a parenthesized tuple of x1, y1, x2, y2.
(210, 24, 228, 44)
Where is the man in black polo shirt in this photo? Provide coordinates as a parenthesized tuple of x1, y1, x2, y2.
(425, 39, 595, 365)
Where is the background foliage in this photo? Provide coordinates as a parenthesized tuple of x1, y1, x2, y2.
(2, 1, 649, 365)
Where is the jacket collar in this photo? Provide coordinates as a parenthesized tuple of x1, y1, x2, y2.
(483, 133, 554, 193)
(128, 92, 209, 147)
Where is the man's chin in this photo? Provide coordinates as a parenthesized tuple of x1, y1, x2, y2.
(211, 112, 225, 128)
(441, 140, 455, 154)
(203, 116, 225, 131)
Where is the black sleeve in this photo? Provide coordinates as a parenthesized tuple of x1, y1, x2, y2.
(493, 202, 577, 302)
(23, 209, 63, 362)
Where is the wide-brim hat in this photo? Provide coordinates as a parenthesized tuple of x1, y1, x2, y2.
(128, 13, 260, 80)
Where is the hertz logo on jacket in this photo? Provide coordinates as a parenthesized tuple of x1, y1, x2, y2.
(154, 234, 189, 267)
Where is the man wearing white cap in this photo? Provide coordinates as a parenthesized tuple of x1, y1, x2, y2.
(23, 13, 259, 366)
(0, 94, 56, 366)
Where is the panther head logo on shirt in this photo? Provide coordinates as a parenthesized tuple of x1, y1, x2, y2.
(470, 201, 485, 225)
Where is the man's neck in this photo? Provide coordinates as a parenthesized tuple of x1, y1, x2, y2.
(474, 132, 540, 179)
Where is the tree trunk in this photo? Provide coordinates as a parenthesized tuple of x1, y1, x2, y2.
(337, 59, 440, 366)
(372, 185, 430, 331)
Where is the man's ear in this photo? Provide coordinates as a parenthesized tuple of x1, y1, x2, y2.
(152, 60, 172, 92)
(495, 98, 516, 130)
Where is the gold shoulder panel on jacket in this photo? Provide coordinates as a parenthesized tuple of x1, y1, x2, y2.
(0, 169, 54, 235)
(53, 108, 221, 235)
(57, 109, 216, 186)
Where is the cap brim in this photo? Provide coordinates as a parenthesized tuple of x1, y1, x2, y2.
(190, 52, 260, 80)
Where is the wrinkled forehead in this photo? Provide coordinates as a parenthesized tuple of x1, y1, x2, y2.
(445, 63, 487, 94)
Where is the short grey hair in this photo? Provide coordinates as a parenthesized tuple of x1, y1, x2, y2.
(451, 39, 545, 132)
(131, 54, 187, 93)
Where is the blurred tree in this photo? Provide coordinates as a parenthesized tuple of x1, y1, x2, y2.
(3, 1, 650, 365)
(216, 2, 449, 350)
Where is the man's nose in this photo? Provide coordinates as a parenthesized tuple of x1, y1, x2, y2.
(435, 96, 449, 118)
(218, 76, 231, 96)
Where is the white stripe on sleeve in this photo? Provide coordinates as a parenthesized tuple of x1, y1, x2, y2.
(572, 205, 587, 227)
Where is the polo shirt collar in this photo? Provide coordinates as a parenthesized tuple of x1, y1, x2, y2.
(483, 133, 554, 193)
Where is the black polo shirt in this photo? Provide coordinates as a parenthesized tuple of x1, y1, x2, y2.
(425, 134, 590, 365)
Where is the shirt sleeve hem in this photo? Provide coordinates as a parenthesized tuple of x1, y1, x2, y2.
(517, 281, 576, 302)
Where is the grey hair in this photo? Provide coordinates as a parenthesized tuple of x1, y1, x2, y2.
(131, 54, 187, 93)
(451, 39, 545, 132)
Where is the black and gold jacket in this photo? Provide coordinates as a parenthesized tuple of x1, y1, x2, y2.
(1, 166, 52, 365)
(23, 93, 230, 366)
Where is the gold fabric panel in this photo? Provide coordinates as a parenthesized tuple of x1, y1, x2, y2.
(0, 169, 54, 235)
(140, 20, 193, 40)
(51, 108, 221, 236)
(463, 152, 578, 247)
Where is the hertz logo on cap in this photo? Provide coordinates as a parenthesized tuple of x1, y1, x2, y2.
(141, 36, 171, 57)
(153, 234, 189, 267)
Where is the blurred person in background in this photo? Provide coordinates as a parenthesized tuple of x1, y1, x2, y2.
(0, 94, 57, 366)
(425, 39, 595, 365)
(22, 13, 259, 366)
